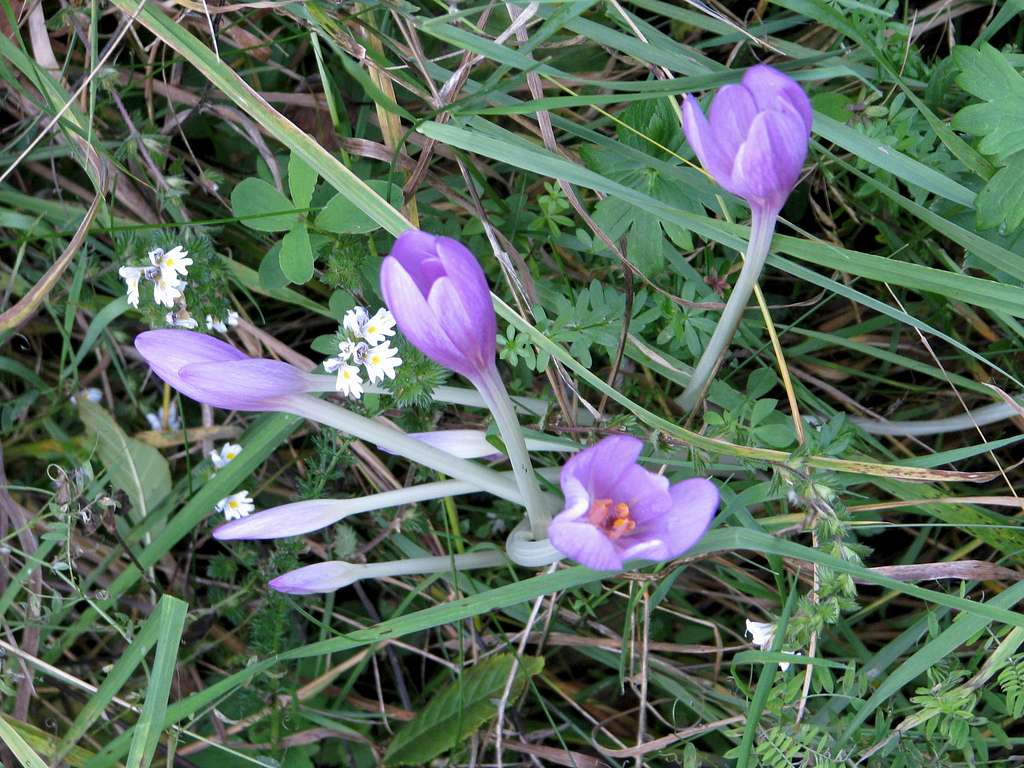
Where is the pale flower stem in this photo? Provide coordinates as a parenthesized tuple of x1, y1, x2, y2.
(357, 550, 507, 582)
(284, 394, 527, 505)
(473, 365, 553, 540)
(677, 207, 779, 413)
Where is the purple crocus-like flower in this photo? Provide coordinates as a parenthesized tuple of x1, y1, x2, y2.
(548, 436, 718, 571)
(135, 329, 312, 411)
(380, 230, 496, 382)
(681, 64, 812, 214)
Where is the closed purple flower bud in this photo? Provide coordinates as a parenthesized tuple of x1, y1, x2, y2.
(380, 230, 497, 381)
(548, 435, 718, 571)
(135, 329, 313, 411)
(682, 64, 812, 213)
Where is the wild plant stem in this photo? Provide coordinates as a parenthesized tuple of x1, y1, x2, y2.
(473, 365, 553, 540)
(677, 207, 778, 413)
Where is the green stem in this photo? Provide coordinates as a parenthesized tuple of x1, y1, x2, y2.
(677, 207, 779, 413)
(472, 365, 554, 540)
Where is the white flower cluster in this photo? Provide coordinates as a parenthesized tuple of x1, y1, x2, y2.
(119, 246, 192, 310)
(208, 442, 254, 521)
(145, 400, 181, 432)
(119, 246, 238, 335)
(323, 307, 402, 399)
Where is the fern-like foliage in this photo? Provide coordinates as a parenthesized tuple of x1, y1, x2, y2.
(998, 658, 1024, 719)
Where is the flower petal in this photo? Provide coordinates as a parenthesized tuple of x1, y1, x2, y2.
(732, 109, 808, 207)
(179, 359, 311, 410)
(708, 84, 759, 158)
(426, 276, 494, 378)
(659, 477, 719, 557)
(435, 236, 496, 357)
(381, 255, 466, 372)
(388, 230, 447, 295)
(269, 562, 365, 594)
(548, 518, 623, 571)
(741, 64, 813, 133)
(614, 464, 671, 522)
(581, 435, 644, 499)
(681, 94, 737, 191)
(135, 329, 247, 394)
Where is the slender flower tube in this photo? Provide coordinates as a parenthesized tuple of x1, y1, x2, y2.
(677, 65, 812, 412)
(378, 429, 575, 461)
(269, 550, 507, 594)
(134, 330, 547, 505)
(381, 230, 554, 538)
(548, 436, 718, 571)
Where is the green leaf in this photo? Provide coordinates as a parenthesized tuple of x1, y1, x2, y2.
(952, 43, 1024, 163)
(810, 92, 852, 123)
(280, 223, 314, 284)
(231, 177, 297, 232)
(315, 180, 403, 234)
(78, 400, 171, 525)
(288, 152, 318, 211)
(0, 717, 50, 768)
(975, 155, 1024, 235)
(259, 241, 289, 290)
(383, 654, 544, 767)
(617, 95, 681, 158)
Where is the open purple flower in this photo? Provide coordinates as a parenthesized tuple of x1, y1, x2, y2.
(548, 436, 718, 571)
(380, 230, 496, 382)
(135, 329, 313, 411)
(681, 64, 812, 214)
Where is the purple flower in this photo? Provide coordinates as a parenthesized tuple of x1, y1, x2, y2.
(135, 329, 313, 411)
(548, 436, 718, 571)
(682, 64, 812, 213)
(380, 230, 496, 381)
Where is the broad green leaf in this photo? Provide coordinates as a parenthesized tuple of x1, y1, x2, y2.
(315, 180, 403, 234)
(952, 43, 1024, 163)
(810, 92, 853, 123)
(258, 240, 289, 291)
(231, 177, 298, 232)
(280, 222, 314, 284)
(78, 400, 171, 525)
(288, 151, 318, 211)
(383, 654, 544, 766)
(975, 155, 1024, 234)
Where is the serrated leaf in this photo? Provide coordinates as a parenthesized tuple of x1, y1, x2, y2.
(288, 152, 317, 211)
(78, 400, 170, 524)
(975, 156, 1024, 235)
(617, 97, 681, 158)
(383, 654, 544, 767)
(231, 178, 297, 232)
(280, 223, 314, 284)
(952, 44, 1024, 163)
(315, 180, 403, 234)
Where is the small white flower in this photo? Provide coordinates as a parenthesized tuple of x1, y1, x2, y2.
(323, 340, 359, 373)
(145, 401, 181, 432)
(118, 266, 148, 308)
(70, 388, 102, 405)
(361, 308, 396, 346)
(225, 310, 239, 327)
(363, 342, 402, 384)
(205, 315, 227, 333)
(209, 442, 243, 469)
(216, 490, 254, 521)
(335, 364, 363, 399)
(342, 306, 370, 339)
(745, 619, 792, 671)
(153, 272, 185, 308)
(165, 310, 198, 329)
(150, 245, 192, 279)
